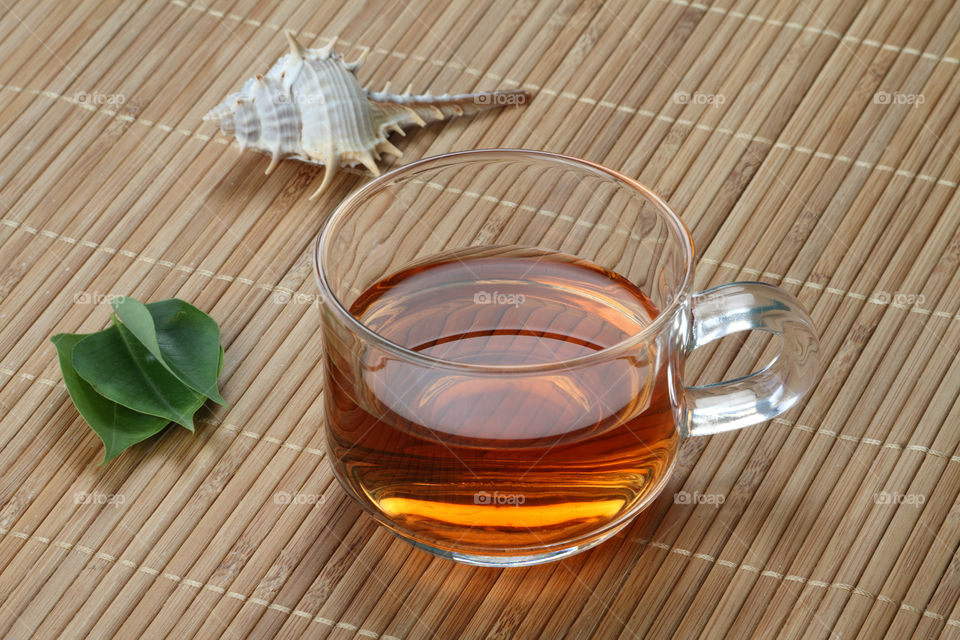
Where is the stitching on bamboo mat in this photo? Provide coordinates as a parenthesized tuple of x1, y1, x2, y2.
(0, 217, 296, 295)
(636, 537, 955, 623)
(4, 85, 956, 323)
(158, 0, 960, 153)
(5, 210, 955, 321)
(169, 0, 960, 68)
(2, 83, 957, 317)
(4, 82, 958, 192)
(0, 524, 951, 632)
(697, 257, 960, 317)
(199, 418, 325, 455)
(2, 366, 957, 468)
(0, 527, 401, 639)
(768, 417, 960, 463)
(167, 0, 960, 152)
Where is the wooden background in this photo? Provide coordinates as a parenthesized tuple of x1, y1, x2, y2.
(1, 0, 960, 637)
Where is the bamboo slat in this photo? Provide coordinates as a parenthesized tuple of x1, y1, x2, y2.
(1, 0, 960, 638)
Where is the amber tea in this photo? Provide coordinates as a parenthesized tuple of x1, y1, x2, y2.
(324, 248, 680, 555)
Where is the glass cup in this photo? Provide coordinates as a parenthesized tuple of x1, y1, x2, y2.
(314, 149, 819, 566)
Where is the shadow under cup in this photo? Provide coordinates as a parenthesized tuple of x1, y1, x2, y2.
(314, 149, 819, 567)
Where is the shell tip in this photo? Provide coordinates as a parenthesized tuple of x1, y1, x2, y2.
(309, 154, 339, 198)
(286, 30, 306, 59)
(402, 106, 426, 127)
(266, 152, 282, 175)
(359, 152, 381, 176)
(376, 139, 403, 158)
(345, 47, 369, 71)
(318, 35, 338, 58)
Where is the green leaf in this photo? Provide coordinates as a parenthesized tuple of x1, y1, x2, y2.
(111, 296, 162, 356)
(52, 296, 225, 464)
(112, 297, 226, 406)
(51, 333, 171, 464)
(71, 321, 205, 430)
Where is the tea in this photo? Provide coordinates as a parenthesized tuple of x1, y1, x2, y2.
(324, 247, 679, 554)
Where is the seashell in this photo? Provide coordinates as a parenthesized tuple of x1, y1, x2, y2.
(203, 32, 531, 198)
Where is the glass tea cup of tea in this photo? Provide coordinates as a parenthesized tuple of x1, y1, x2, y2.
(314, 149, 819, 567)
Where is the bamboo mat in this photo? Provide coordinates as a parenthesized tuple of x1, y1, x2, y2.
(1, 0, 960, 637)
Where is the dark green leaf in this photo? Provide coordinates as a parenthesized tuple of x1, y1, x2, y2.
(72, 321, 205, 430)
(112, 297, 226, 406)
(51, 333, 171, 464)
(111, 296, 162, 358)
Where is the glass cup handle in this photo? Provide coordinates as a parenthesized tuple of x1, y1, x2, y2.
(683, 282, 820, 436)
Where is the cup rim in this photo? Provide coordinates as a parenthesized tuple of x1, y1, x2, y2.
(314, 148, 695, 373)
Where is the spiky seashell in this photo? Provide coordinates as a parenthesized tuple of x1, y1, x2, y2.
(203, 32, 531, 198)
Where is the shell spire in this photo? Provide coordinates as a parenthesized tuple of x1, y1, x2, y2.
(367, 88, 531, 138)
(203, 33, 531, 199)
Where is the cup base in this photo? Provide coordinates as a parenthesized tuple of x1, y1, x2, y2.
(389, 520, 631, 567)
